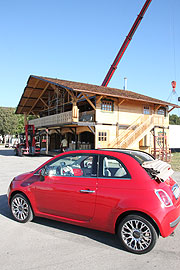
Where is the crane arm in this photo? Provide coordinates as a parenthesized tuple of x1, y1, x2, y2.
(101, 0, 152, 87)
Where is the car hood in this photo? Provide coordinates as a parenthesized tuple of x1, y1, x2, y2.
(142, 159, 174, 182)
(14, 172, 34, 182)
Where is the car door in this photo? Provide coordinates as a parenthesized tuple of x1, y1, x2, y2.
(34, 153, 98, 222)
(95, 154, 132, 227)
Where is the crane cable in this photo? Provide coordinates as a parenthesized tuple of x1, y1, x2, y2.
(167, 0, 180, 116)
(171, 0, 176, 81)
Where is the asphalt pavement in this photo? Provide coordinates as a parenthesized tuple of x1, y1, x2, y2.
(0, 146, 180, 270)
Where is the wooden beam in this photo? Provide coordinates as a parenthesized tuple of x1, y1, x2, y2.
(27, 83, 49, 114)
(40, 98, 48, 108)
(168, 106, 176, 113)
(88, 126, 95, 135)
(118, 98, 125, 106)
(65, 88, 76, 100)
(50, 84, 60, 95)
(77, 93, 83, 100)
(154, 104, 161, 112)
(96, 95, 103, 104)
(83, 93, 96, 110)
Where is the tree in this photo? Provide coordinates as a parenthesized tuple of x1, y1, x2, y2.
(0, 107, 38, 136)
(169, 114, 180, 125)
(0, 107, 17, 135)
(0, 107, 24, 135)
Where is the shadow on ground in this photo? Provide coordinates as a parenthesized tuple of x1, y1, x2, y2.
(0, 194, 12, 219)
(0, 148, 15, 157)
(0, 194, 125, 252)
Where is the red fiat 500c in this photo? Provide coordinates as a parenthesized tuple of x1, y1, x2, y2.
(7, 149, 180, 254)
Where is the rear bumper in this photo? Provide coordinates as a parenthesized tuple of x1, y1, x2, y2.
(158, 199, 180, 237)
(170, 215, 180, 228)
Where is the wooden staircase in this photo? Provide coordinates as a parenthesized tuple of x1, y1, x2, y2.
(108, 114, 164, 149)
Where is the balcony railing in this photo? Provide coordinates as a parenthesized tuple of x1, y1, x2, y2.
(29, 111, 73, 128)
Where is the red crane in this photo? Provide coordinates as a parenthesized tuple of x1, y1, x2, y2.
(102, 0, 152, 87)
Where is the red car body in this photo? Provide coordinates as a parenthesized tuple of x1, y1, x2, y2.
(8, 149, 180, 254)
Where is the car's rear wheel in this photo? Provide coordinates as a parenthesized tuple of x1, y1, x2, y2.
(10, 194, 34, 223)
(118, 214, 158, 254)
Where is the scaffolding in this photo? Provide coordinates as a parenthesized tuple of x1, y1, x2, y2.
(151, 130, 171, 162)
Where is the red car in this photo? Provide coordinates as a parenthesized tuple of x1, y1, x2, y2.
(7, 149, 180, 254)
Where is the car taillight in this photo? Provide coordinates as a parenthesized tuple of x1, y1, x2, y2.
(155, 189, 173, 207)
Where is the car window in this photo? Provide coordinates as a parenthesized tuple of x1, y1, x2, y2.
(41, 154, 98, 177)
(102, 149, 154, 165)
(99, 155, 130, 179)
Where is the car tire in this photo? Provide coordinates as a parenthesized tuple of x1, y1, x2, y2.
(10, 194, 34, 223)
(117, 214, 158, 254)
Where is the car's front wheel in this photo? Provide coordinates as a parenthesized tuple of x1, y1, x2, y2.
(10, 194, 34, 223)
(118, 214, 158, 254)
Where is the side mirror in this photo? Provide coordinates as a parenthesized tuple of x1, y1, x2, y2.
(39, 168, 45, 181)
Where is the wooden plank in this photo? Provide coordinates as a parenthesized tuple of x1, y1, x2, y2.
(19, 79, 40, 114)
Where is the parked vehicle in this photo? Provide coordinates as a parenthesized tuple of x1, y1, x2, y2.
(7, 149, 180, 254)
(4, 135, 18, 148)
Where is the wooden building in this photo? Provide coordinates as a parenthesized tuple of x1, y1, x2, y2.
(16, 75, 179, 159)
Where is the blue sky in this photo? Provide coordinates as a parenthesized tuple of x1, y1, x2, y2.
(0, 0, 180, 113)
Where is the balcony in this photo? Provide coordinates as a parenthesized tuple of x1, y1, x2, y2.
(29, 110, 95, 128)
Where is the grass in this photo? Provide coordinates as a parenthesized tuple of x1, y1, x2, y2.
(170, 152, 180, 171)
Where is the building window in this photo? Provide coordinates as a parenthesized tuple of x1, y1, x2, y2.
(98, 132, 107, 141)
(144, 106, 150, 115)
(157, 107, 166, 117)
(101, 100, 113, 111)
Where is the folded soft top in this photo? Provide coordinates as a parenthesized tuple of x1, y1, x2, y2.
(142, 159, 174, 181)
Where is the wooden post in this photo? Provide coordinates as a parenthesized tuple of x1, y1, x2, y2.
(72, 100, 79, 122)
(75, 127, 78, 149)
(162, 127, 165, 161)
(153, 128, 156, 159)
(46, 129, 49, 155)
(24, 113, 28, 126)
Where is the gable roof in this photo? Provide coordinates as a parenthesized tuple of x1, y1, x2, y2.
(16, 75, 179, 114)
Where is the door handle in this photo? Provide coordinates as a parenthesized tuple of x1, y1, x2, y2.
(80, 189, 95, 194)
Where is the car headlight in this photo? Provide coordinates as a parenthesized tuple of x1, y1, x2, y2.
(7, 179, 14, 197)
